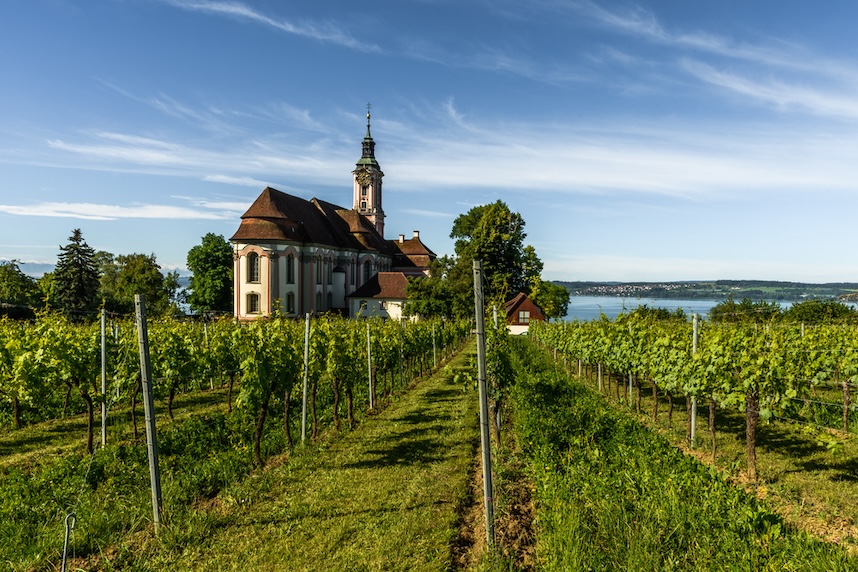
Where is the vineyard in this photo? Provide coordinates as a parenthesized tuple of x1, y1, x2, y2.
(526, 313, 858, 550)
(0, 312, 471, 570)
(530, 314, 858, 477)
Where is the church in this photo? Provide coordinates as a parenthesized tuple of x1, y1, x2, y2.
(230, 108, 436, 320)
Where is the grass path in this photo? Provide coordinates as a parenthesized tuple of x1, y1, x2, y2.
(134, 349, 480, 571)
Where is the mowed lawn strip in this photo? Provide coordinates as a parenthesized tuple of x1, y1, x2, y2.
(147, 350, 479, 571)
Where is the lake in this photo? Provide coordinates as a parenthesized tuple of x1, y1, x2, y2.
(563, 296, 783, 322)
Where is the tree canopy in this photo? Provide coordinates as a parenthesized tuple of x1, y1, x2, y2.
(406, 200, 569, 321)
(186, 233, 233, 314)
(0, 260, 40, 317)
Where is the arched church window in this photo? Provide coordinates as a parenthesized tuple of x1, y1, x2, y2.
(363, 260, 371, 283)
(247, 252, 260, 283)
(247, 292, 260, 314)
(286, 254, 295, 284)
(286, 292, 295, 314)
(316, 256, 322, 284)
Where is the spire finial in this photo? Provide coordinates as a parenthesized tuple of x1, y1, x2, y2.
(366, 102, 372, 128)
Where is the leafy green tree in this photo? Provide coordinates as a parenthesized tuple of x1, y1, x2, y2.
(93, 250, 123, 312)
(0, 260, 40, 310)
(532, 281, 571, 320)
(113, 253, 169, 315)
(451, 200, 529, 302)
(186, 233, 233, 314)
(404, 257, 454, 318)
(709, 296, 781, 323)
(782, 299, 858, 324)
(53, 229, 99, 318)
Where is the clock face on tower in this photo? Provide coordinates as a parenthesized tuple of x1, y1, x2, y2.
(356, 169, 372, 187)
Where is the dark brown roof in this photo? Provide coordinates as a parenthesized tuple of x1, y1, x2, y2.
(347, 272, 409, 300)
(230, 187, 392, 254)
(504, 292, 546, 322)
(391, 235, 436, 274)
(393, 236, 436, 256)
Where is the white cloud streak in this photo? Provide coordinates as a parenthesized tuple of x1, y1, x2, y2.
(0, 200, 243, 221)
(161, 0, 379, 52)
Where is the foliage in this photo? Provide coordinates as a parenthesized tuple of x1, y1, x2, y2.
(451, 200, 528, 304)
(407, 200, 562, 320)
(508, 337, 855, 570)
(783, 299, 858, 324)
(531, 280, 570, 320)
(186, 233, 233, 314)
(53, 229, 100, 318)
(0, 260, 40, 317)
(709, 296, 782, 323)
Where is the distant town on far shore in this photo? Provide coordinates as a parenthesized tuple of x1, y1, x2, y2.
(559, 280, 858, 302)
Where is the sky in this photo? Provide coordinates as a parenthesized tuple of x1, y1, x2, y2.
(3, 1, 858, 283)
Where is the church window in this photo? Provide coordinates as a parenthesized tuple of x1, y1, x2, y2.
(286, 292, 295, 314)
(247, 252, 260, 283)
(361, 185, 368, 196)
(316, 292, 322, 310)
(363, 260, 371, 283)
(286, 254, 294, 284)
(327, 292, 333, 308)
(360, 201, 367, 210)
(316, 256, 322, 284)
(350, 260, 356, 285)
(247, 293, 260, 314)
(327, 259, 332, 284)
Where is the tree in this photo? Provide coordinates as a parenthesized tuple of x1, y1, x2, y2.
(783, 299, 858, 324)
(53, 229, 99, 318)
(532, 281, 571, 320)
(0, 260, 40, 309)
(113, 253, 169, 315)
(709, 296, 781, 323)
(404, 257, 454, 319)
(450, 201, 529, 302)
(186, 233, 233, 314)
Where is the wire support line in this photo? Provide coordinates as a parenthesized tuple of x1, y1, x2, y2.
(785, 396, 852, 408)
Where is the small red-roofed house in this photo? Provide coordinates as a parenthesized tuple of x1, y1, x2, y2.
(504, 292, 545, 334)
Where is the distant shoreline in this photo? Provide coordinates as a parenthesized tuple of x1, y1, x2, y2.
(555, 280, 858, 302)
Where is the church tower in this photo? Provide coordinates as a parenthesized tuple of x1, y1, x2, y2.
(353, 103, 385, 236)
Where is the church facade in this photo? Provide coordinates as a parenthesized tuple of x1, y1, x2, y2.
(230, 109, 435, 319)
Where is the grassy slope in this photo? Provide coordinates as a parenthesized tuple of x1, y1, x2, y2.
(116, 348, 480, 571)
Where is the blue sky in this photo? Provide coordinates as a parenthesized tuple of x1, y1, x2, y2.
(3, 1, 858, 283)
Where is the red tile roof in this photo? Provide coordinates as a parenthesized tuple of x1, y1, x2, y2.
(230, 187, 393, 254)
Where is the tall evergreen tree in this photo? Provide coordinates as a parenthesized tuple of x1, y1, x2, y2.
(53, 229, 99, 317)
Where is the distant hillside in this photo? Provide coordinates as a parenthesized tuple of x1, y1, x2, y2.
(555, 280, 858, 301)
(0, 260, 55, 278)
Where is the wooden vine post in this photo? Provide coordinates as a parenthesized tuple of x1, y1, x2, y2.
(473, 260, 495, 547)
(134, 294, 163, 535)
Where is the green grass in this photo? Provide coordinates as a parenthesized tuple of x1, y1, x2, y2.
(73, 347, 480, 571)
(509, 338, 857, 571)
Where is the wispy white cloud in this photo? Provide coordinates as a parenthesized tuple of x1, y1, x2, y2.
(682, 59, 858, 120)
(203, 174, 269, 187)
(0, 199, 242, 221)
(161, 0, 379, 52)
(400, 208, 453, 218)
